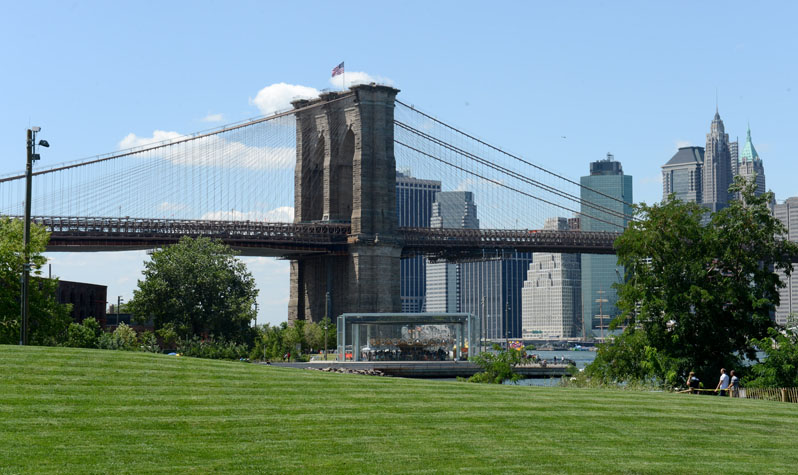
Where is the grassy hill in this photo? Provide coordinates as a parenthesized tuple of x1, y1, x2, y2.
(1, 346, 797, 474)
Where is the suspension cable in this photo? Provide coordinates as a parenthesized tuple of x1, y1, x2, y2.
(0, 93, 355, 184)
(395, 120, 634, 223)
(394, 140, 624, 230)
(395, 99, 634, 209)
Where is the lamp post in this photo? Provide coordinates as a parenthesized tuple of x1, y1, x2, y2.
(324, 291, 331, 360)
(116, 296, 124, 327)
(505, 300, 510, 350)
(20, 127, 48, 345)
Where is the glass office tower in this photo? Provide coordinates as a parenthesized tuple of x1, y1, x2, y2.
(396, 171, 441, 312)
(580, 154, 633, 339)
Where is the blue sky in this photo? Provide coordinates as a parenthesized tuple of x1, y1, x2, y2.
(2, 1, 796, 325)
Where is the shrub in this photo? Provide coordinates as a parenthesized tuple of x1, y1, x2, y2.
(467, 344, 523, 384)
(176, 335, 250, 360)
(97, 322, 139, 351)
(64, 317, 102, 348)
(138, 331, 161, 353)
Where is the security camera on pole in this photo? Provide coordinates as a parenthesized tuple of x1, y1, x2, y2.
(20, 127, 49, 345)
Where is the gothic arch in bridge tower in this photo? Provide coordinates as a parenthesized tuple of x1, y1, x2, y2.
(289, 85, 402, 323)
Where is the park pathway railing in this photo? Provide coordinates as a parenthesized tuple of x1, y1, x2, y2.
(739, 387, 798, 403)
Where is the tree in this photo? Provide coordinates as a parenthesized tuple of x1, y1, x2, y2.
(0, 217, 72, 345)
(747, 326, 798, 388)
(127, 236, 258, 344)
(586, 178, 798, 387)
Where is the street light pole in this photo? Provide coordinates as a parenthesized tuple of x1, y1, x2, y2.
(19, 127, 48, 345)
(324, 291, 330, 360)
(505, 300, 510, 350)
(116, 296, 124, 327)
(20, 129, 35, 345)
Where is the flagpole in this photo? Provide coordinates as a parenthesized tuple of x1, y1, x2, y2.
(342, 62, 346, 91)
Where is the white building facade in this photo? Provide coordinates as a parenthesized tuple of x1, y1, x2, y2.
(521, 218, 581, 339)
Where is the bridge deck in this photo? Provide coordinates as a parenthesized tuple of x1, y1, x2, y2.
(21, 216, 619, 257)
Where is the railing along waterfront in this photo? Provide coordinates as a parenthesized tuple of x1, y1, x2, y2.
(741, 387, 798, 403)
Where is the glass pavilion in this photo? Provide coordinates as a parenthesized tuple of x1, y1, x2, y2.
(336, 313, 481, 362)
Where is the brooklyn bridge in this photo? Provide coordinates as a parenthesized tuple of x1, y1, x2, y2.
(0, 84, 629, 323)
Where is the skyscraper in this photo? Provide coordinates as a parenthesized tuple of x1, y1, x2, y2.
(460, 252, 532, 340)
(662, 146, 704, 203)
(521, 217, 581, 339)
(395, 171, 441, 312)
(737, 125, 766, 197)
(424, 191, 478, 312)
(580, 153, 633, 339)
(774, 197, 798, 327)
(702, 108, 734, 212)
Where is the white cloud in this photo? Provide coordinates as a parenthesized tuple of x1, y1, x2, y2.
(455, 176, 503, 192)
(200, 206, 294, 222)
(118, 131, 294, 170)
(157, 202, 189, 212)
(120, 130, 183, 149)
(251, 82, 320, 115)
(675, 140, 692, 148)
(329, 71, 394, 90)
(201, 113, 224, 123)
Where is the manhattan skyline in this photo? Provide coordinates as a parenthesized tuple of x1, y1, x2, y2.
(1, 1, 796, 325)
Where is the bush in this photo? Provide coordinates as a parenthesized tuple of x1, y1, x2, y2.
(64, 317, 102, 348)
(97, 322, 139, 351)
(467, 345, 523, 384)
(138, 331, 161, 353)
(176, 335, 250, 360)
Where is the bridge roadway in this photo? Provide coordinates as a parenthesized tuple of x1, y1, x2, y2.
(29, 216, 619, 257)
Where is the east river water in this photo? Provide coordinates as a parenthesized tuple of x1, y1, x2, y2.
(508, 350, 597, 387)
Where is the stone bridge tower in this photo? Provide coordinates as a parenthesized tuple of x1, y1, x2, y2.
(288, 84, 401, 322)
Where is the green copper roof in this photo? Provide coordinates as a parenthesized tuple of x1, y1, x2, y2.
(740, 125, 760, 163)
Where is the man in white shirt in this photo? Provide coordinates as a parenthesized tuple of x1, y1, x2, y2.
(715, 368, 730, 396)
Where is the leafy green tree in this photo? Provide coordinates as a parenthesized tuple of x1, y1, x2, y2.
(65, 317, 102, 348)
(747, 326, 798, 388)
(0, 217, 72, 345)
(252, 323, 288, 361)
(304, 321, 323, 352)
(468, 344, 523, 384)
(127, 236, 258, 344)
(587, 178, 798, 387)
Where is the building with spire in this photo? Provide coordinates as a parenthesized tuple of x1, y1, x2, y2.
(737, 125, 766, 196)
(702, 107, 734, 212)
(661, 108, 768, 208)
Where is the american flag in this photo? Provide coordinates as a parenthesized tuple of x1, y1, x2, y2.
(331, 62, 344, 77)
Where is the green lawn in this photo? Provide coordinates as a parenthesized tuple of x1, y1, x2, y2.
(1, 346, 796, 474)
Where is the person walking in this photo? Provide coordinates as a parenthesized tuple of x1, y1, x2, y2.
(715, 368, 730, 397)
(729, 370, 740, 398)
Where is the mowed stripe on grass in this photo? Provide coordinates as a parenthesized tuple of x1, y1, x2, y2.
(1, 345, 796, 474)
